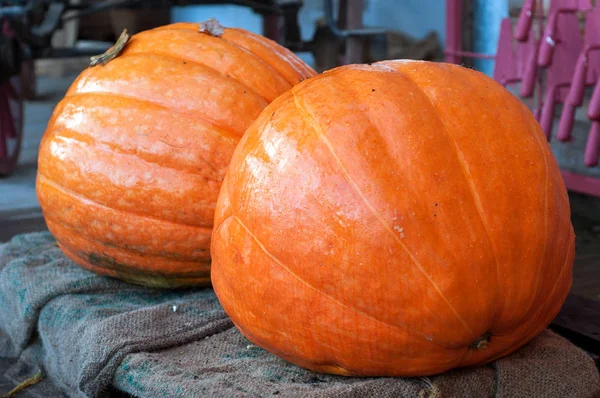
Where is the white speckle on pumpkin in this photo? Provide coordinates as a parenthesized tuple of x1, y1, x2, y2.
(394, 225, 406, 239)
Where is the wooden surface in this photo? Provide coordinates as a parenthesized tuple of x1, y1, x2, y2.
(571, 213, 600, 300)
(0, 208, 48, 243)
(551, 294, 600, 361)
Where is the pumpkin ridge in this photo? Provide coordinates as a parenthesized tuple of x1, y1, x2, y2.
(146, 24, 310, 83)
(290, 89, 475, 339)
(240, 29, 312, 73)
(231, 214, 448, 348)
(523, 224, 574, 330)
(483, 237, 573, 363)
(81, 251, 211, 276)
(390, 67, 503, 323)
(527, 236, 573, 327)
(219, 33, 301, 86)
(38, 173, 215, 230)
(57, 240, 212, 287)
(65, 91, 241, 140)
(118, 50, 271, 104)
(43, 211, 211, 262)
(135, 26, 293, 99)
(224, 28, 315, 85)
(212, 212, 234, 238)
(519, 116, 551, 317)
(95, 51, 270, 110)
(47, 218, 212, 273)
(50, 126, 226, 182)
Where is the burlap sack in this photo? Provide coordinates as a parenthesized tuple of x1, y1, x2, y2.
(1, 232, 598, 397)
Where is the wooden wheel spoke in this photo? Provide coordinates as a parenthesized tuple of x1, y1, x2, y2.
(6, 77, 19, 98)
(0, 79, 23, 175)
(0, 83, 16, 139)
(0, 124, 7, 158)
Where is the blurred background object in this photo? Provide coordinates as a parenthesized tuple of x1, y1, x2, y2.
(445, 0, 600, 198)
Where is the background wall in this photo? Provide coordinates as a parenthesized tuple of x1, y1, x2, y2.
(170, 4, 263, 34)
(170, 0, 449, 69)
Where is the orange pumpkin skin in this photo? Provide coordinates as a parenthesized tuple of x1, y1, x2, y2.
(211, 61, 575, 376)
(36, 22, 315, 287)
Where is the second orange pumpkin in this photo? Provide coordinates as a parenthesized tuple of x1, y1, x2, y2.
(211, 61, 575, 376)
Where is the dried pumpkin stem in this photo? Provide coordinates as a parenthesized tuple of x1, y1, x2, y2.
(199, 18, 225, 37)
(469, 333, 491, 350)
(418, 385, 442, 398)
(90, 29, 130, 67)
(418, 378, 442, 398)
(3, 372, 43, 398)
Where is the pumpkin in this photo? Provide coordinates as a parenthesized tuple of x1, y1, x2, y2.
(36, 20, 315, 287)
(210, 60, 575, 376)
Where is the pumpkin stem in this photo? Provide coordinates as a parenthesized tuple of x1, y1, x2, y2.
(199, 18, 225, 37)
(90, 29, 130, 67)
(469, 332, 491, 350)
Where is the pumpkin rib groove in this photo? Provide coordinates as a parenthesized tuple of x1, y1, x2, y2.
(392, 68, 503, 324)
(524, 235, 573, 335)
(118, 51, 270, 103)
(485, 237, 573, 363)
(50, 126, 226, 182)
(56, 233, 211, 287)
(54, 234, 211, 275)
(65, 91, 242, 140)
(61, 91, 239, 142)
(290, 89, 476, 339)
(519, 118, 551, 317)
(213, 212, 234, 238)
(37, 173, 215, 230)
(142, 26, 296, 92)
(44, 213, 210, 263)
(48, 219, 212, 275)
(225, 28, 314, 85)
(230, 214, 448, 349)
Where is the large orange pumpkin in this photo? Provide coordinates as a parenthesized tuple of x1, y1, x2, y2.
(211, 61, 575, 376)
(36, 21, 315, 287)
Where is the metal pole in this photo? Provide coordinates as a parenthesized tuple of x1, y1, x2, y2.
(445, 0, 462, 64)
(344, 0, 365, 64)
